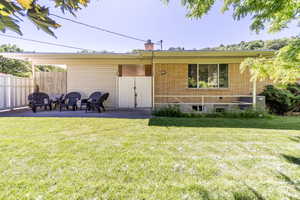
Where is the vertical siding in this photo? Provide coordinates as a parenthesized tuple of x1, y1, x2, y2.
(35, 72, 67, 95)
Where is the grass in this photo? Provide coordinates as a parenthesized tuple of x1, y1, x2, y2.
(0, 116, 299, 200)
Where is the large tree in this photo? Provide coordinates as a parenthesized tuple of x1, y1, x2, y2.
(167, 0, 300, 33)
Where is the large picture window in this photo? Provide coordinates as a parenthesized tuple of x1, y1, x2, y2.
(188, 64, 229, 88)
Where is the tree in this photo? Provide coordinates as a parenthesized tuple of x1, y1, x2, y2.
(0, 56, 31, 77)
(241, 38, 300, 85)
(0, 43, 66, 76)
(202, 37, 297, 51)
(165, 0, 300, 33)
(0, 44, 23, 52)
(0, 0, 89, 37)
(35, 65, 66, 72)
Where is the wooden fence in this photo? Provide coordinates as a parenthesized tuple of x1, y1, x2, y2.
(0, 73, 34, 110)
(34, 72, 67, 95)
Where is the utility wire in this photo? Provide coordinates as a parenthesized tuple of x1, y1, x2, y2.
(0, 33, 93, 51)
(50, 14, 161, 45)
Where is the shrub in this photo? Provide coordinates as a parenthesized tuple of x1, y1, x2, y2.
(152, 105, 185, 117)
(153, 105, 270, 118)
(261, 84, 300, 115)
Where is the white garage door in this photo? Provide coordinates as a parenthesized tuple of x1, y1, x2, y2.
(67, 65, 118, 108)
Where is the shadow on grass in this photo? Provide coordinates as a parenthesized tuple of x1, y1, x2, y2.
(148, 117, 300, 130)
(277, 171, 300, 192)
(233, 185, 266, 200)
(289, 136, 300, 143)
(282, 154, 300, 166)
(187, 184, 265, 200)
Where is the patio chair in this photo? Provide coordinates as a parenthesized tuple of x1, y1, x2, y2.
(59, 92, 81, 111)
(80, 92, 102, 110)
(51, 94, 64, 110)
(28, 92, 52, 113)
(86, 93, 109, 113)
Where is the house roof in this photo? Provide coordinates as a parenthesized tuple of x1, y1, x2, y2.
(0, 50, 275, 65)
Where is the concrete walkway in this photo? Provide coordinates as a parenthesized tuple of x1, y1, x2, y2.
(0, 108, 152, 119)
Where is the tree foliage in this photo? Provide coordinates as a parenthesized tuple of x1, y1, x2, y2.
(0, 44, 23, 52)
(0, 0, 89, 37)
(0, 44, 66, 77)
(35, 64, 66, 72)
(0, 55, 31, 77)
(165, 0, 300, 33)
(240, 37, 300, 85)
(202, 37, 298, 51)
(261, 84, 300, 115)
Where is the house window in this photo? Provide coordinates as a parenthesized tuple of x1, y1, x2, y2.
(192, 105, 204, 112)
(188, 64, 229, 88)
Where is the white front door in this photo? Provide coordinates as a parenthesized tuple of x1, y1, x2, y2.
(118, 77, 152, 108)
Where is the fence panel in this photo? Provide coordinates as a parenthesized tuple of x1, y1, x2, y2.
(35, 72, 67, 95)
(0, 74, 33, 110)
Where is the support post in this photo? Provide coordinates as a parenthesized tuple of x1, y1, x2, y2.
(151, 51, 155, 109)
(152, 63, 155, 109)
(252, 78, 257, 110)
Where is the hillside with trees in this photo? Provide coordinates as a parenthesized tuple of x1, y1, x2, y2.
(202, 37, 298, 51)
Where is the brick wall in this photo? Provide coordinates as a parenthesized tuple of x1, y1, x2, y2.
(119, 64, 152, 77)
(154, 63, 270, 103)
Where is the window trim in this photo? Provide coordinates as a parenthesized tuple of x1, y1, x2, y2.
(188, 63, 230, 89)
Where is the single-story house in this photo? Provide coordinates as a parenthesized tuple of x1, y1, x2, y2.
(1, 42, 274, 112)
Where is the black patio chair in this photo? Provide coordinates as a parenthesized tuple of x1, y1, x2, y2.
(59, 92, 81, 111)
(80, 92, 102, 110)
(28, 92, 52, 113)
(86, 93, 109, 113)
(51, 94, 64, 110)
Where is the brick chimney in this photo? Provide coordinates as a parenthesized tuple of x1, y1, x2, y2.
(144, 39, 154, 50)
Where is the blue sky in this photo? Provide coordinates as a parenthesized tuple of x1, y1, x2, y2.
(0, 0, 299, 52)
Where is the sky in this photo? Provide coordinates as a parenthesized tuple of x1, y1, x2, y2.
(0, 0, 299, 52)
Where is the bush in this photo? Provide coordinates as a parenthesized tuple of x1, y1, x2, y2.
(152, 105, 270, 118)
(261, 84, 300, 115)
(152, 105, 185, 117)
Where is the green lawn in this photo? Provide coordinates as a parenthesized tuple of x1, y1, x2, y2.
(0, 117, 300, 200)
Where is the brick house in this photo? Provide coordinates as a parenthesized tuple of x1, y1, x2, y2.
(1, 44, 274, 112)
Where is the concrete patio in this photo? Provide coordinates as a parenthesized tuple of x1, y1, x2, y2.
(0, 108, 152, 119)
